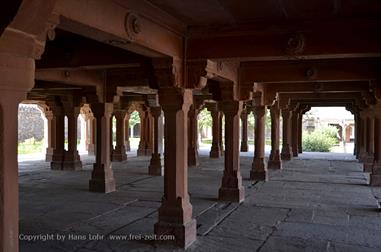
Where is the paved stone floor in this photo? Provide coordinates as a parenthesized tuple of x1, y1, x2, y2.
(19, 152, 381, 252)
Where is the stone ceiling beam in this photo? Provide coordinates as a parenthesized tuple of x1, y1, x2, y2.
(240, 58, 381, 84)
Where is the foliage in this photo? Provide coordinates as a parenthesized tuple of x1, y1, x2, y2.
(198, 109, 212, 130)
(302, 126, 339, 152)
(129, 111, 140, 128)
(18, 138, 44, 154)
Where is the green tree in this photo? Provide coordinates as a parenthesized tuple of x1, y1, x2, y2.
(198, 109, 212, 139)
(129, 111, 140, 129)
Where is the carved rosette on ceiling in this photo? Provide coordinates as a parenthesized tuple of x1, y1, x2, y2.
(285, 33, 305, 56)
(124, 12, 142, 42)
(305, 67, 318, 80)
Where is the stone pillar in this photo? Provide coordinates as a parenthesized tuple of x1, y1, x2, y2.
(218, 101, 245, 202)
(148, 107, 163, 176)
(50, 104, 65, 170)
(354, 113, 359, 156)
(291, 111, 299, 157)
(0, 31, 36, 252)
(137, 109, 147, 156)
(45, 109, 55, 161)
(154, 88, 196, 248)
(251, 106, 268, 180)
(62, 106, 82, 170)
(240, 109, 249, 152)
(124, 113, 130, 151)
(364, 115, 375, 172)
(79, 115, 87, 152)
(145, 113, 153, 155)
(268, 105, 282, 169)
(298, 114, 303, 153)
(87, 115, 95, 155)
(188, 105, 199, 166)
(89, 103, 116, 193)
(209, 105, 222, 158)
(281, 108, 293, 160)
(112, 110, 127, 161)
(219, 113, 225, 155)
(355, 113, 362, 159)
(359, 112, 368, 162)
(370, 106, 381, 186)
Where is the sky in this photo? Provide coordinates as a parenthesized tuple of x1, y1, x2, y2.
(308, 107, 354, 120)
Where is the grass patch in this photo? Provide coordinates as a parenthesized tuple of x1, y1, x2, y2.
(18, 138, 44, 154)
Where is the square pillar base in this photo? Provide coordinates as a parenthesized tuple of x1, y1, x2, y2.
(89, 178, 116, 193)
(370, 174, 381, 186)
(240, 143, 248, 152)
(218, 186, 245, 203)
(148, 154, 163, 176)
(268, 160, 282, 170)
(250, 170, 268, 181)
(45, 147, 54, 162)
(62, 160, 82, 171)
(281, 152, 292, 160)
(154, 218, 196, 249)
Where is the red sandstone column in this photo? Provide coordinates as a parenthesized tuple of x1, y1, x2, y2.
(355, 112, 362, 159)
(137, 110, 147, 156)
(112, 110, 127, 161)
(188, 105, 199, 166)
(62, 106, 82, 170)
(45, 109, 56, 161)
(0, 33, 36, 252)
(209, 105, 222, 158)
(89, 103, 116, 193)
(148, 107, 163, 176)
(291, 111, 299, 157)
(50, 104, 65, 170)
(359, 112, 368, 162)
(219, 111, 225, 155)
(251, 106, 268, 180)
(281, 108, 293, 160)
(124, 113, 131, 152)
(145, 113, 153, 155)
(370, 105, 381, 186)
(154, 87, 196, 248)
(240, 109, 249, 152)
(218, 101, 245, 202)
(354, 113, 359, 157)
(87, 115, 95, 155)
(268, 104, 282, 169)
(364, 115, 375, 172)
(298, 114, 303, 153)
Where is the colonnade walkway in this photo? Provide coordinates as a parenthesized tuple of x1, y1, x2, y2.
(19, 152, 381, 251)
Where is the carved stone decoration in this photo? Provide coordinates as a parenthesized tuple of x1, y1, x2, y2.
(124, 12, 141, 41)
(285, 33, 305, 55)
(217, 61, 224, 72)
